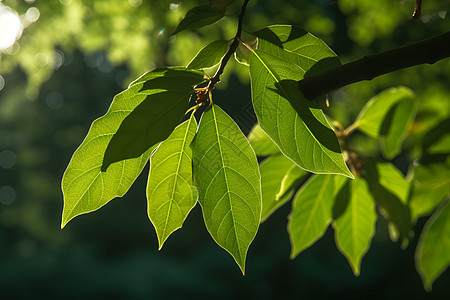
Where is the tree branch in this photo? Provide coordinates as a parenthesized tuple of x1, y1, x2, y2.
(298, 31, 450, 100)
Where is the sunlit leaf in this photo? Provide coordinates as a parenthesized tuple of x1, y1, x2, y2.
(365, 160, 411, 244)
(354, 87, 415, 139)
(247, 123, 280, 156)
(380, 99, 415, 158)
(259, 155, 305, 222)
(415, 200, 450, 291)
(61, 71, 173, 228)
(102, 68, 204, 171)
(377, 162, 410, 204)
(188, 40, 229, 70)
(147, 113, 198, 249)
(191, 104, 262, 274)
(410, 163, 450, 221)
(275, 163, 307, 201)
(255, 25, 341, 76)
(172, 5, 225, 35)
(289, 175, 339, 258)
(333, 177, 377, 276)
(427, 133, 450, 154)
(250, 49, 352, 177)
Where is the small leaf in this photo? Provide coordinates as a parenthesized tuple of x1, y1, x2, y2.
(188, 40, 229, 70)
(172, 5, 225, 35)
(275, 163, 307, 201)
(192, 104, 262, 274)
(364, 160, 411, 244)
(61, 71, 171, 227)
(234, 37, 257, 66)
(259, 155, 304, 222)
(289, 174, 340, 258)
(247, 123, 280, 156)
(250, 49, 353, 177)
(376, 162, 410, 204)
(102, 68, 204, 171)
(415, 200, 450, 291)
(333, 177, 377, 276)
(147, 113, 198, 249)
(354, 87, 415, 139)
(379, 98, 415, 158)
(410, 163, 450, 221)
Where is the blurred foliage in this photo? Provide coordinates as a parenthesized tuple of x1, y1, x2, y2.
(0, 0, 449, 298)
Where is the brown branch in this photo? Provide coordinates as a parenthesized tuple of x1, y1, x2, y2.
(209, 0, 249, 87)
(412, 0, 422, 19)
(298, 31, 450, 101)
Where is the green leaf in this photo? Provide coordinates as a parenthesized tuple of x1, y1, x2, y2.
(188, 40, 229, 70)
(377, 162, 410, 204)
(379, 99, 415, 158)
(247, 123, 280, 156)
(61, 71, 172, 227)
(364, 160, 411, 244)
(147, 113, 198, 249)
(427, 133, 450, 154)
(172, 5, 225, 35)
(410, 163, 450, 221)
(259, 155, 305, 222)
(354, 87, 415, 139)
(415, 200, 450, 291)
(209, 0, 236, 11)
(275, 163, 307, 201)
(289, 174, 340, 258)
(249, 49, 352, 177)
(191, 104, 262, 274)
(333, 177, 377, 276)
(102, 68, 204, 171)
(255, 25, 341, 77)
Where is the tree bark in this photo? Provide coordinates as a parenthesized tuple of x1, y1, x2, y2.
(298, 31, 450, 100)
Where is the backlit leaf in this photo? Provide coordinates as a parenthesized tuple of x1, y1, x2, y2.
(354, 87, 414, 139)
(250, 49, 352, 177)
(147, 113, 198, 249)
(415, 200, 450, 291)
(275, 163, 307, 201)
(247, 123, 280, 156)
(410, 163, 450, 221)
(288, 174, 339, 258)
(333, 177, 377, 276)
(191, 104, 262, 274)
(188, 40, 229, 70)
(259, 155, 304, 222)
(102, 68, 204, 171)
(172, 5, 225, 35)
(61, 70, 176, 228)
(365, 160, 411, 244)
(380, 98, 415, 158)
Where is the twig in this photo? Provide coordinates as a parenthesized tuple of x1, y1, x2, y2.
(412, 0, 422, 19)
(209, 0, 250, 88)
(298, 31, 450, 100)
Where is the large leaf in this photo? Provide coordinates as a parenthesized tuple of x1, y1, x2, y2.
(288, 174, 339, 258)
(191, 104, 262, 274)
(379, 98, 415, 158)
(172, 5, 225, 35)
(147, 113, 198, 249)
(102, 68, 204, 171)
(354, 87, 415, 139)
(61, 70, 178, 228)
(188, 40, 229, 70)
(247, 123, 280, 156)
(259, 155, 305, 222)
(250, 49, 352, 177)
(415, 200, 450, 291)
(333, 177, 377, 276)
(410, 163, 450, 221)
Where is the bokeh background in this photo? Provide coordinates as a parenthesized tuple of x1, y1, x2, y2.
(1, 0, 449, 298)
